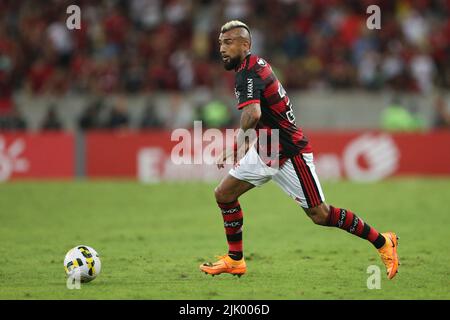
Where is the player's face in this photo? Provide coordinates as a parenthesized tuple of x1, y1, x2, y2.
(219, 30, 248, 71)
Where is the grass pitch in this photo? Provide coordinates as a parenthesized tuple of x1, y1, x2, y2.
(0, 178, 449, 299)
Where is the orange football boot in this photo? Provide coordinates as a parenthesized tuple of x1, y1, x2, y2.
(378, 232, 400, 279)
(200, 254, 246, 277)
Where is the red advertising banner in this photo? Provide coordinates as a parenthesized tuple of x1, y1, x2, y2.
(0, 132, 74, 181)
(309, 131, 450, 180)
(4, 130, 447, 182)
(86, 130, 174, 178)
(85, 130, 450, 181)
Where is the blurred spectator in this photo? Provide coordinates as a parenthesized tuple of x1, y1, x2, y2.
(433, 95, 450, 129)
(169, 48, 195, 91)
(223, 0, 250, 20)
(0, 57, 14, 115)
(0, 107, 27, 131)
(381, 43, 405, 86)
(130, 0, 162, 29)
(358, 50, 383, 90)
(123, 55, 145, 93)
(41, 105, 63, 131)
(0, 0, 447, 95)
(201, 99, 231, 128)
(47, 18, 74, 67)
(381, 97, 424, 132)
(105, 96, 130, 129)
(164, 0, 191, 25)
(401, 10, 429, 47)
(409, 46, 436, 94)
(161, 92, 194, 129)
(78, 99, 104, 130)
(140, 101, 164, 129)
(25, 56, 55, 95)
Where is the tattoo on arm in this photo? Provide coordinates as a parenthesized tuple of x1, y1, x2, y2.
(235, 103, 261, 153)
(240, 103, 261, 130)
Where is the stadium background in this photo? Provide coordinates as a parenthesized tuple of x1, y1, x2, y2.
(0, 0, 449, 300)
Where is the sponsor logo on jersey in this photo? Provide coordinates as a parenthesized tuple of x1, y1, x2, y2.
(247, 78, 253, 98)
(257, 58, 266, 66)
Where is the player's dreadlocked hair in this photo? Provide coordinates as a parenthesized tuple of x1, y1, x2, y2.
(220, 20, 252, 41)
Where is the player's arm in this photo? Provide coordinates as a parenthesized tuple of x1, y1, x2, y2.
(216, 69, 263, 169)
(236, 102, 261, 151)
(240, 103, 261, 130)
(217, 103, 261, 169)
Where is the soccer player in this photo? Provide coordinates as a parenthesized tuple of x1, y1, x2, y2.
(200, 21, 400, 279)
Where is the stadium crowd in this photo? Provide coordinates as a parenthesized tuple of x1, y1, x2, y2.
(0, 0, 449, 130)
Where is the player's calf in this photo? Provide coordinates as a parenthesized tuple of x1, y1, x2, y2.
(214, 186, 237, 204)
(325, 205, 386, 249)
(217, 200, 244, 260)
(304, 203, 386, 249)
(304, 203, 399, 279)
(213, 175, 255, 261)
(214, 174, 254, 204)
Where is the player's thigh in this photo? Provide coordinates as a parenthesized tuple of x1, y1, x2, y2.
(214, 174, 255, 203)
(229, 145, 274, 187)
(215, 146, 274, 202)
(272, 153, 325, 209)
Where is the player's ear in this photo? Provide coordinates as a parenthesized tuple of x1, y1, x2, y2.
(240, 38, 250, 51)
(245, 39, 251, 51)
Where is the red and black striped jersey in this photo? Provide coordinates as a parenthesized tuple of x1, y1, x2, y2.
(234, 54, 312, 163)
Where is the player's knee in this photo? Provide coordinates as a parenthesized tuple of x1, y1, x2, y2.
(214, 186, 236, 204)
(309, 212, 327, 225)
(304, 203, 329, 226)
(214, 186, 221, 200)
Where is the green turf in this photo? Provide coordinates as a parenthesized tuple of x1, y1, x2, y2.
(0, 178, 449, 300)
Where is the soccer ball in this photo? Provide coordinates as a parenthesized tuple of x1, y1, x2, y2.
(64, 245, 101, 283)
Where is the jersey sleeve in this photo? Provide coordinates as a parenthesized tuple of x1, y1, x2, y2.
(235, 69, 265, 110)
